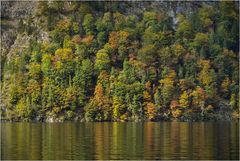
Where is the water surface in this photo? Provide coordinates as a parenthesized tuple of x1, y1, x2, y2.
(1, 122, 239, 160)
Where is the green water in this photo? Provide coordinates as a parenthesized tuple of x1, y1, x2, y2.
(1, 122, 239, 160)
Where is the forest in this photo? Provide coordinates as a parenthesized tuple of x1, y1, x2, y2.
(1, 1, 239, 122)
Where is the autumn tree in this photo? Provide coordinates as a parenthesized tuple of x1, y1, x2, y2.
(159, 68, 176, 108)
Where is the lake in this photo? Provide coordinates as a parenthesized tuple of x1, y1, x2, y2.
(1, 122, 239, 160)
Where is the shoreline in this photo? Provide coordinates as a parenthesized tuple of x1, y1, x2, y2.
(1, 117, 239, 123)
(2, 111, 239, 123)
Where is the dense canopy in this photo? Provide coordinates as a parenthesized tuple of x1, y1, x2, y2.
(1, 1, 239, 121)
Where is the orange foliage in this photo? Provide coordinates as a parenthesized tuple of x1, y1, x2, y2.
(94, 83, 104, 105)
(97, 70, 110, 84)
(145, 102, 157, 120)
(221, 77, 231, 93)
(56, 18, 71, 32)
(109, 32, 119, 49)
(198, 59, 214, 86)
(71, 35, 81, 44)
(108, 31, 129, 49)
(54, 48, 73, 61)
(82, 35, 94, 46)
(170, 100, 179, 110)
(172, 109, 182, 118)
(143, 91, 151, 102)
(191, 86, 207, 108)
(145, 81, 151, 91)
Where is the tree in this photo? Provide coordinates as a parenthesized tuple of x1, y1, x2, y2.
(72, 22, 80, 34)
(73, 58, 93, 107)
(191, 86, 207, 110)
(63, 35, 74, 49)
(113, 12, 126, 30)
(137, 45, 157, 66)
(61, 86, 78, 111)
(198, 59, 215, 87)
(28, 62, 41, 80)
(159, 69, 176, 107)
(95, 49, 110, 72)
(55, 18, 72, 33)
(143, 12, 158, 30)
(97, 32, 107, 47)
(107, 31, 130, 61)
(96, 12, 113, 33)
(154, 89, 161, 109)
(230, 93, 238, 109)
(2, 2, 239, 121)
(27, 79, 41, 106)
(221, 77, 231, 98)
(15, 97, 33, 120)
(41, 54, 52, 76)
(53, 48, 74, 81)
(75, 44, 88, 60)
(8, 84, 21, 106)
(192, 33, 209, 54)
(118, 60, 136, 84)
(112, 96, 126, 121)
(83, 14, 95, 35)
(127, 94, 139, 119)
(176, 14, 193, 40)
(179, 91, 189, 109)
(145, 102, 158, 120)
(158, 46, 178, 67)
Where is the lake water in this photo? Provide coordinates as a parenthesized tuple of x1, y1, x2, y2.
(1, 122, 239, 160)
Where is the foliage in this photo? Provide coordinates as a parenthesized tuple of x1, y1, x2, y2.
(95, 49, 110, 72)
(1, 1, 239, 121)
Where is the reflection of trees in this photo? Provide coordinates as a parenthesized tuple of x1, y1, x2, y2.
(1, 122, 239, 160)
(94, 123, 110, 160)
(170, 122, 180, 159)
(143, 122, 155, 159)
(230, 122, 239, 160)
(179, 123, 188, 159)
(110, 123, 129, 160)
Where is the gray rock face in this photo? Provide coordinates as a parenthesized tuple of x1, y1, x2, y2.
(6, 34, 31, 61)
(1, 1, 37, 56)
(1, 1, 37, 19)
(1, 1, 49, 62)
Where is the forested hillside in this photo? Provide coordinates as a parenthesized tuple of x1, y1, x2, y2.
(1, 1, 239, 122)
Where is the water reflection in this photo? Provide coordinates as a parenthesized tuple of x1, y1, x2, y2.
(1, 122, 239, 160)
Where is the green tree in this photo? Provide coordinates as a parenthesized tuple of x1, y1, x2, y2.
(138, 45, 157, 66)
(83, 14, 95, 35)
(95, 49, 110, 72)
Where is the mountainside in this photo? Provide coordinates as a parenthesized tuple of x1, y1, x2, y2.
(1, 1, 239, 122)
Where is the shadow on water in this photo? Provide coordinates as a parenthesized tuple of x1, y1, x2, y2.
(1, 122, 239, 160)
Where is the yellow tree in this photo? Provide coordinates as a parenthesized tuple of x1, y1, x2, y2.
(143, 81, 156, 120)
(28, 62, 41, 80)
(221, 77, 231, 98)
(198, 59, 214, 86)
(170, 99, 182, 119)
(179, 91, 189, 109)
(112, 96, 126, 121)
(145, 102, 157, 120)
(197, 59, 216, 98)
(159, 69, 176, 107)
(191, 86, 207, 111)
